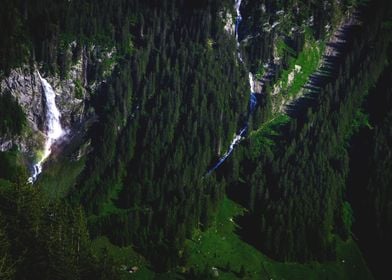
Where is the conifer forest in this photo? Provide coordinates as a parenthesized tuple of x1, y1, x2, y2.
(0, 0, 391, 279)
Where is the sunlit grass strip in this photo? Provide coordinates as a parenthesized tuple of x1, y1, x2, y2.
(184, 197, 373, 279)
(278, 36, 325, 99)
(250, 32, 325, 158)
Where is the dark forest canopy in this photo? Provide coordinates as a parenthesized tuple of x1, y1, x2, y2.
(0, 0, 391, 279)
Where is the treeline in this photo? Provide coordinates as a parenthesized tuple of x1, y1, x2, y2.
(225, 0, 392, 262)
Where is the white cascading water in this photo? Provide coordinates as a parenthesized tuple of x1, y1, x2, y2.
(249, 72, 255, 93)
(28, 71, 64, 183)
(234, 0, 242, 41)
(207, 0, 258, 175)
(235, 0, 244, 62)
(235, 0, 256, 94)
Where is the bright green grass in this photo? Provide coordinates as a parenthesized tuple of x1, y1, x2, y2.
(184, 197, 374, 280)
(37, 156, 85, 200)
(250, 34, 324, 159)
(278, 38, 325, 99)
(255, 65, 265, 80)
(185, 197, 267, 279)
(91, 236, 155, 280)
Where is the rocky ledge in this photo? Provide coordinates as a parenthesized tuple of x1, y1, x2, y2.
(0, 48, 88, 153)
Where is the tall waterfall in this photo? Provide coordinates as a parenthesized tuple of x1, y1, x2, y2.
(28, 71, 64, 183)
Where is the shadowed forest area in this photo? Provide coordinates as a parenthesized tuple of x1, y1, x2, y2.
(1, 0, 391, 279)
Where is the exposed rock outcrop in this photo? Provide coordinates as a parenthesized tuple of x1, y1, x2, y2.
(0, 46, 88, 154)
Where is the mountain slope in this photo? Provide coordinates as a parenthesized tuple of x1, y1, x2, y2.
(0, 0, 391, 279)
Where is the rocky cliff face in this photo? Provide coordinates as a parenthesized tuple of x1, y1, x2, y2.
(0, 45, 89, 155)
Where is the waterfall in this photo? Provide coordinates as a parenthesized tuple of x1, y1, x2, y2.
(28, 71, 64, 183)
(234, 0, 243, 41)
(207, 0, 259, 175)
(235, 0, 243, 61)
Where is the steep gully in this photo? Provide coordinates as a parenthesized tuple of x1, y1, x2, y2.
(28, 72, 65, 183)
(207, 0, 258, 174)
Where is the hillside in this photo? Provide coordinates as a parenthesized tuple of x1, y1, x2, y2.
(1, 0, 391, 279)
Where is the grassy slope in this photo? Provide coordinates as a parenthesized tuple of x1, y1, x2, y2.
(37, 156, 86, 200)
(184, 197, 373, 280)
(249, 31, 325, 159)
(91, 236, 156, 280)
(279, 35, 325, 99)
(85, 197, 372, 280)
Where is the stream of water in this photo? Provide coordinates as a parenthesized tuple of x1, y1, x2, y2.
(28, 71, 64, 183)
(207, 0, 258, 174)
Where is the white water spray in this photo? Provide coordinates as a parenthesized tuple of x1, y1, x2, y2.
(249, 72, 255, 93)
(28, 71, 64, 183)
